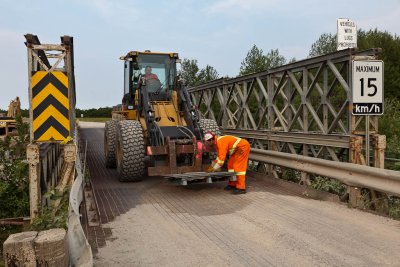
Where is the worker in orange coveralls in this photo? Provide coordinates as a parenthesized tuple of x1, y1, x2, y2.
(204, 132, 251, 194)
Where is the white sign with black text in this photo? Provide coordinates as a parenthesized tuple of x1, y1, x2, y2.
(337, 18, 357, 50)
(352, 60, 384, 115)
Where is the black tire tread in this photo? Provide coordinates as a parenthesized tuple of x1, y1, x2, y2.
(104, 120, 117, 168)
(117, 120, 146, 182)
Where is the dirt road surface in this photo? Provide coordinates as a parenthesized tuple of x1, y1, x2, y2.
(80, 122, 400, 267)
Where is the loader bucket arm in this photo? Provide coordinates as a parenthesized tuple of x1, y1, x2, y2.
(178, 83, 202, 139)
(139, 79, 164, 146)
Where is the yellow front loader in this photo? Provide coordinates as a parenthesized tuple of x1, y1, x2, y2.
(104, 51, 221, 182)
(0, 97, 21, 137)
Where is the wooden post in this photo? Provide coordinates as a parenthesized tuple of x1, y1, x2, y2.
(63, 143, 76, 181)
(370, 134, 388, 213)
(27, 143, 40, 221)
(348, 136, 364, 208)
(373, 134, 386, 169)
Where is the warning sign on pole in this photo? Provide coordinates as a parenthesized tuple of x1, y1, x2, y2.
(352, 60, 384, 115)
(337, 18, 357, 51)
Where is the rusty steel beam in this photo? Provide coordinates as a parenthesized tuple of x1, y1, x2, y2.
(250, 148, 400, 197)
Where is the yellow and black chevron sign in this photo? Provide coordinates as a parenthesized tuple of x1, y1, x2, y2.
(31, 71, 70, 141)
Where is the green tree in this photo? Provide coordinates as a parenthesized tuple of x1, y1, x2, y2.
(76, 107, 112, 118)
(309, 33, 337, 57)
(0, 116, 30, 218)
(379, 98, 400, 155)
(309, 29, 400, 99)
(197, 65, 219, 84)
(265, 49, 286, 70)
(180, 59, 201, 86)
(240, 45, 286, 75)
(240, 45, 267, 75)
(357, 29, 400, 99)
(180, 59, 219, 86)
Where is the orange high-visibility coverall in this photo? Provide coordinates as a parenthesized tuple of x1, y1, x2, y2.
(211, 135, 251, 190)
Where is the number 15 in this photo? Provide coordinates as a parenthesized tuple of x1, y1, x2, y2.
(360, 78, 377, 97)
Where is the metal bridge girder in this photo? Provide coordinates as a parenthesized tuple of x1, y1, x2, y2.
(188, 48, 398, 196)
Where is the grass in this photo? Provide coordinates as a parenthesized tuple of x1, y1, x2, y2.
(77, 117, 110, 123)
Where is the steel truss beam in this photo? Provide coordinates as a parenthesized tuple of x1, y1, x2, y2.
(189, 48, 394, 193)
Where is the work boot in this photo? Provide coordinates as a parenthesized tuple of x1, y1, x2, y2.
(233, 188, 246, 194)
(224, 185, 235, 191)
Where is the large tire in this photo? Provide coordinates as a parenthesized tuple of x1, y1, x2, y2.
(104, 120, 117, 168)
(199, 119, 221, 137)
(116, 120, 146, 182)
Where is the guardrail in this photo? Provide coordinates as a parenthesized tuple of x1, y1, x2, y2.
(250, 149, 400, 197)
(67, 126, 93, 267)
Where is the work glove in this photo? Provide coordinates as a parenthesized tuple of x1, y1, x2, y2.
(207, 166, 215, 173)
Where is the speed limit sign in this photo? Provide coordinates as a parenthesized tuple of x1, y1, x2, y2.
(352, 60, 384, 115)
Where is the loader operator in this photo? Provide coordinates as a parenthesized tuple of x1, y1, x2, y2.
(204, 132, 251, 194)
(144, 66, 159, 80)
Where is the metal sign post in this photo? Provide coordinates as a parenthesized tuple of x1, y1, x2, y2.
(366, 115, 369, 166)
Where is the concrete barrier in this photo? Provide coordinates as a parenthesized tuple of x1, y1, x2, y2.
(3, 229, 69, 267)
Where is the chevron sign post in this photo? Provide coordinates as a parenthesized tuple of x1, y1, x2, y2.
(31, 71, 70, 141)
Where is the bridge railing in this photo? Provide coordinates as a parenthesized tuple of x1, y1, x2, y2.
(24, 34, 92, 265)
(27, 142, 76, 219)
(25, 34, 78, 219)
(188, 48, 400, 204)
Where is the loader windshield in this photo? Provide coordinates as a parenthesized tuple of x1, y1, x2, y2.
(137, 54, 176, 92)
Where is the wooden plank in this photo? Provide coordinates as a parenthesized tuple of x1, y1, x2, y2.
(27, 144, 40, 221)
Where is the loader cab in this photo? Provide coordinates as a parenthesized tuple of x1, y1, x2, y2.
(121, 51, 179, 105)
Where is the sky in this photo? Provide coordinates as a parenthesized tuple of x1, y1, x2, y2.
(0, 0, 399, 109)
